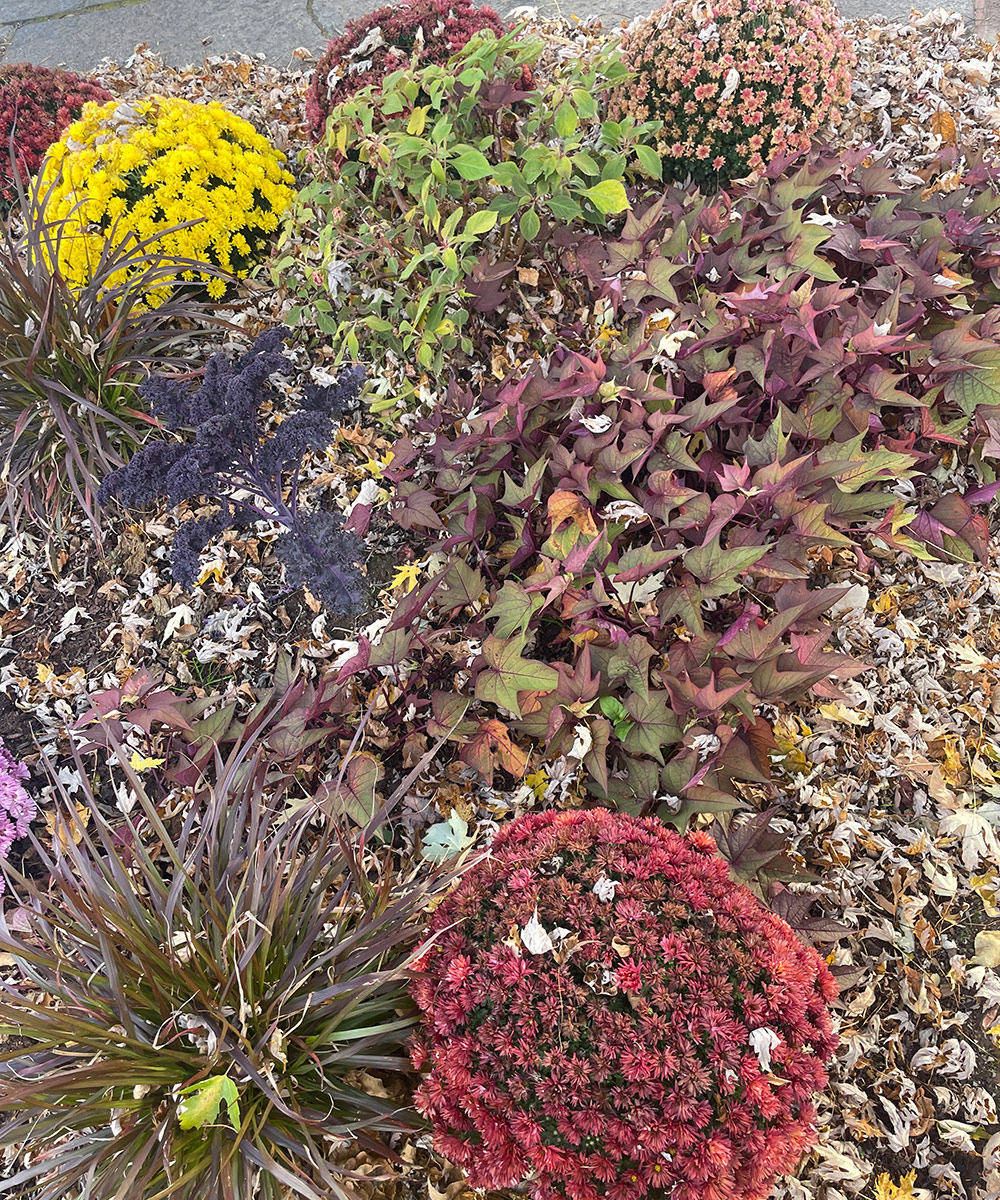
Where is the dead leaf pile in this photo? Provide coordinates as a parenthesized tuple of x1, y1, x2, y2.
(836, 8, 1000, 189)
(771, 550, 1000, 1200)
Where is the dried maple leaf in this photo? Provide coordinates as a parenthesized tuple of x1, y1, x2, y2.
(930, 111, 958, 145)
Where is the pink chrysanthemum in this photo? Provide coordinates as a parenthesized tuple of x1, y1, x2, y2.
(608, 0, 854, 188)
(410, 809, 838, 1200)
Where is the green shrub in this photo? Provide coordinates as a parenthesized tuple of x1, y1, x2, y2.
(275, 28, 660, 412)
(0, 735, 443, 1200)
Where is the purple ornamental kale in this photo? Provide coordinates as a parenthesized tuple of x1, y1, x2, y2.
(98, 332, 368, 615)
(0, 738, 33, 898)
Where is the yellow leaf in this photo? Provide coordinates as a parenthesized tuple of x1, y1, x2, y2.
(44, 803, 91, 854)
(547, 490, 599, 537)
(874, 1171, 917, 1200)
(36, 663, 53, 685)
(645, 308, 676, 332)
(941, 737, 964, 782)
(971, 868, 1000, 917)
(818, 701, 868, 726)
(524, 768, 549, 801)
(931, 110, 958, 145)
(871, 590, 897, 614)
(195, 559, 226, 586)
(129, 751, 165, 772)
(389, 562, 423, 594)
(406, 106, 428, 136)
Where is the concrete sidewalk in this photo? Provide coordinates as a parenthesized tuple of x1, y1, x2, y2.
(0, 0, 993, 74)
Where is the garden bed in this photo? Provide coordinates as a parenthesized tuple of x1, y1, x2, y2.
(1, 7, 1000, 1200)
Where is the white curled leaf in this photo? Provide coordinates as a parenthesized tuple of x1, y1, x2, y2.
(568, 723, 592, 759)
(521, 908, 554, 954)
(592, 874, 617, 902)
(656, 330, 697, 359)
(600, 500, 648, 525)
(748, 1027, 781, 1072)
(719, 67, 740, 101)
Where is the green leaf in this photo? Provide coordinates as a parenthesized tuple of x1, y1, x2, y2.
(572, 150, 601, 176)
(500, 455, 549, 506)
(437, 557, 484, 609)
(190, 702, 240, 748)
(547, 192, 583, 222)
(519, 208, 541, 242)
(683, 538, 770, 598)
(427, 691, 473, 740)
(581, 178, 629, 216)
(554, 100, 578, 138)
(571, 88, 597, 120)
(744, 411, 789, 468)
(464, 209, 498, 237)
(490, 161, 527, 191)
(598, 695, 633, 740)
(622, 691, 681, 763)
(451, 148, 493, 180)
(486, 580, 544, 638)
(634, 144, 662, 180)
(491, 194, 522, 219)
(321, 751, 383, 825)
(945, 363, 1000, 415)
(177, 1076, 241, 1132)
(599, 695, 628, 722)
(421, 812, 475, 863)
(475, 635, 559, 717)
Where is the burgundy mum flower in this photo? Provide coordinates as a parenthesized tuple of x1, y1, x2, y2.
(410, 809, 838, 1200)
(0, 63, 111, 209)
(304, 0, 509, 142)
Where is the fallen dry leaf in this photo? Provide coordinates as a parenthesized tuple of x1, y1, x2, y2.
(972, 929, 1000, 968)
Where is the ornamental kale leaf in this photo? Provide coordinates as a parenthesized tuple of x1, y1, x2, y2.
(98, 330, 367, 614)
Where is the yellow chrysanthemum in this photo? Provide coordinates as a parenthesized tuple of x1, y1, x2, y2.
(38, 95, 294, 307)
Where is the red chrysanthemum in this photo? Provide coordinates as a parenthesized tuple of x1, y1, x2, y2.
(410, 809, 838, 1200)
(304, 0, 508, 143)
(0, 62, 111, 210)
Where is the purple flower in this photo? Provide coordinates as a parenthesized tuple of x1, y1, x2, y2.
(0, 739, 33, 896)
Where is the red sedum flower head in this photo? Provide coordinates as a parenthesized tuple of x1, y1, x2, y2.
(0, 62, 111, 210)
(410, 809, 838, 1200)
(305, 0, 509, 143)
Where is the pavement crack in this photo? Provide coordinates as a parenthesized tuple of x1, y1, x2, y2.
(305, 0, 333, 41)
(3, 0, 150, 30)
